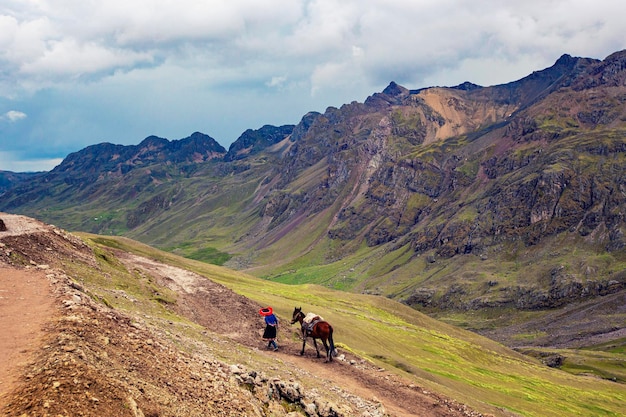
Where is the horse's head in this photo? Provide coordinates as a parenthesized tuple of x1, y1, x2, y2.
(290, 306, 304, 324)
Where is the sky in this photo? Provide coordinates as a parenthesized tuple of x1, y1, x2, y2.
(0, 0, 624, 172)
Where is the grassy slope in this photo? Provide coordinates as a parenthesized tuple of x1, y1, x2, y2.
(81, 233, 626, 417)
(251, 225, 626, 388)
(57, 235, 359, 413)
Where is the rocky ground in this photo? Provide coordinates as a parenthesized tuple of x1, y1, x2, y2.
(0, 213, 489, 417)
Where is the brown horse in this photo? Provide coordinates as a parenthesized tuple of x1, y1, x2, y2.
(290, 307, 337, 362)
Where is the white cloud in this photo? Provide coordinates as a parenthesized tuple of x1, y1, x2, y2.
(19, 38, 154, 78)
(0, 0, 624, 170)
(3, 110, 27, 122)
(351, 46, 364, 58)
(0, 0, 305, 89)
(1, 0, 624, 93)
(266, 76, 288, 88)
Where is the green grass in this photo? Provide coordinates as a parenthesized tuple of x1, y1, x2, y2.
(80, 233, 626, 417)
(520, 346, 626, 384)
(164, 241, 232, 265)
(65, 241, 181, 321)
(589, 338, 626, 355)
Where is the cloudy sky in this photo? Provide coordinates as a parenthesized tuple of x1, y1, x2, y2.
(1, 0, 624, 172)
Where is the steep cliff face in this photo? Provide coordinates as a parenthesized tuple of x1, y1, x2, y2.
(253, 51, 625, 264)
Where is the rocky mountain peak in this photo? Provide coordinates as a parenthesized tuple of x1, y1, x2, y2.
(382, 81, 409, 97)
(452, 81, 482, 91)
(179, 131, 225, 151)
(224, 124, 294, 161)
(290, 112, 322, 142)
(138, 135, 169, 148)
(553, 53, 576, 67)
(16, 132, 226, 191)
(583, 48, 626, 88)
(187, 131, 213, 141)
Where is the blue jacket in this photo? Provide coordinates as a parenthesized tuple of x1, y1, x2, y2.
(264, 314, 278, 326)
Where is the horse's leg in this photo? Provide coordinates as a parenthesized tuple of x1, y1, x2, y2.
(300, 331, 306, 356)
(328, 327, 336, 360)
(312, 338, 321, 358)
(321, 338, 331, 362)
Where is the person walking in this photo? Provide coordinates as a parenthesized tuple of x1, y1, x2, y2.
(259, 306, 279, 351)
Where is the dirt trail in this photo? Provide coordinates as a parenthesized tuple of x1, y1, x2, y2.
(0, 266, 55, 400)
(280, 353, 452, 417)
(0, 214, 59, 402)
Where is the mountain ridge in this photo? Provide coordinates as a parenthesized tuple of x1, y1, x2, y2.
(1, 50, 625, 350)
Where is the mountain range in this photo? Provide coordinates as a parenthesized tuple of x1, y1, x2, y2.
(2, 50, 626, 351)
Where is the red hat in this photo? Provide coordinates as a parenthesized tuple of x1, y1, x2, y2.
(259, 306, 273, 316)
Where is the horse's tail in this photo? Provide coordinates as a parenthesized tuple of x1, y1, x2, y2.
(329, 324, 337, 357)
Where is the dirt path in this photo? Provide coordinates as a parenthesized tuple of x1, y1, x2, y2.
(0, 267, 55, 401)
(279, 353, 456, 417)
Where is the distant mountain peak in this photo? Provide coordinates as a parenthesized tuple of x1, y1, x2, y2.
(452, 81, 482, 91)
(224, 125, 294, 161)
(139, 135, 168, 147)
(382, 81, 409, 97)
(554, 53, 575, 66)
(185, 131, 215, 142)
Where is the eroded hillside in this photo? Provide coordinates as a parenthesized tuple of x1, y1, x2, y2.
(1, 213, 491, 417)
